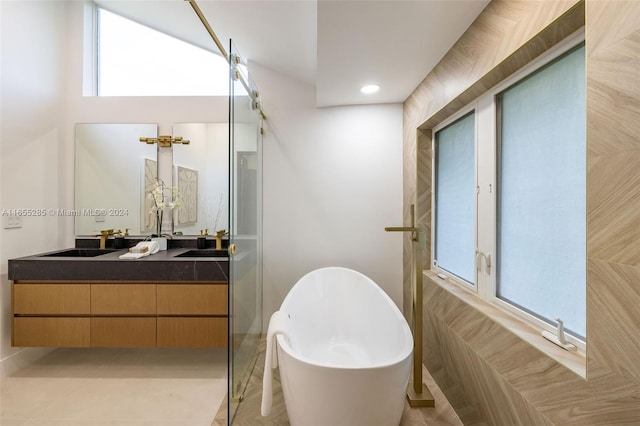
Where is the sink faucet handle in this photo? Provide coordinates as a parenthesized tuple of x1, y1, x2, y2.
(97, 229, 114, 249)
(214, 230, 226, 250)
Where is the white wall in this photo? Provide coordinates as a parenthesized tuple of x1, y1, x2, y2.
(0, 0, 70, 374)
(250, 63, 404, 327)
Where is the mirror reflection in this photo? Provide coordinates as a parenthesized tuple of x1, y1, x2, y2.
(172, 123, 229, 235)
(74, 123, 158, 236)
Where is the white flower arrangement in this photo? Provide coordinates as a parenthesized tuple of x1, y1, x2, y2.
(148, 179, 182, 237)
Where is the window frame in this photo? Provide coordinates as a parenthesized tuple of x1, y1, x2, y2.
(431, 29, 586, 352)
(431, 103, 479, 293)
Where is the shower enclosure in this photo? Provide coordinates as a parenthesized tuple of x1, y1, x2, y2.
(227, 40, 263, 423)
(183, 2, 264, 422)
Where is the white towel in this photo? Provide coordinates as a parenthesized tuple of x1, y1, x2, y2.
(118, 241, 160, 260)
(131, 241, 160, 254)
(261, 310, 290, 417)
(118, 252, 147, 260)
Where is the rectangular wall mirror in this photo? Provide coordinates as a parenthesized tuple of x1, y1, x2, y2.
(172, 123, 229, 236)
(74, 123, 158, 236)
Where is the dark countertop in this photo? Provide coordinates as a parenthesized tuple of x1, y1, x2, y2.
(8, 247, 232, 282)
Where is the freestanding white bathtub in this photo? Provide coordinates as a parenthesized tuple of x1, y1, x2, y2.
(265, 267, 412, 426)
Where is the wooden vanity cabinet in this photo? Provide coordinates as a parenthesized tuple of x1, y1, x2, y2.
(14, 317, 91, 347)
(14, 283, 90, 315)
(13, 283, 91, 347)
(157, 317, 227, 347)
(11, 281, 228, 348)
(157, 284, 228, 347)
(91, 284, 157, 315)
(91, 317, 157, 347)
(157, 284, 227, 315)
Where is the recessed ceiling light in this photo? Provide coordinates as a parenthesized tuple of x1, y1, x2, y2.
(360, 84, 380, 94)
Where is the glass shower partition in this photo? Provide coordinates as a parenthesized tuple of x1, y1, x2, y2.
(228, 39, 263, 423)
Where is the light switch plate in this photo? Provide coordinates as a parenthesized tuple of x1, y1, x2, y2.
(3, 215, 23, 229)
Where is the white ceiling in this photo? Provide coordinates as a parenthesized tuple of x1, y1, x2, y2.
(94, 0, 489, 107)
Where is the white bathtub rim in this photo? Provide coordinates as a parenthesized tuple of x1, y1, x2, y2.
(276, 333, 412, 371)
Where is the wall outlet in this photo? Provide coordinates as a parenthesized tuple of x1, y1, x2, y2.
(3, 215, 23, 229)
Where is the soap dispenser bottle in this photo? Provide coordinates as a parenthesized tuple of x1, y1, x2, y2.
(197, 230, 206, 249)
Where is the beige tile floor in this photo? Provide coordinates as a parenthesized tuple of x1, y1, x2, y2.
(1, 346, 471, 426)
(0, 348, 227, 426)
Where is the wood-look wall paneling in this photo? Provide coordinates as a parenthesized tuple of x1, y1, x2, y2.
(585, 0, 640, 390)
(404, 0, 640, 423)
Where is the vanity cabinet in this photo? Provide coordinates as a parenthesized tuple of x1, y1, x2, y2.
(11, 281, 228, 348)
(92, 317, 157, 347)
(14, 317, 91, 347)
(14, 283, 91, 314)
(92, 284, 157, 315)
(13, 283, 91, 347)
(157, 284, 228, 347)
(157, 284, 227, 315)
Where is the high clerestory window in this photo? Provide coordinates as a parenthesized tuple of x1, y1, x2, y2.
(432, 31, 586, 348)
(96, 7, 229, 96)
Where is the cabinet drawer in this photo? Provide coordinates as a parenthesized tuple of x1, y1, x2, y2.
(157, 284, 227, 315)
(157, 317, 227, 348)
(91, 317, 156, 347)
(13, 317, 90, 347)
(91, 284, 156, 315)
(13, 284, 90, 315)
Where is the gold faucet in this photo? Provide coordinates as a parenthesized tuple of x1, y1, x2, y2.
(96, 229, 114, 249)
(215, 230, 227, 250)
(384, 204, 433, 407)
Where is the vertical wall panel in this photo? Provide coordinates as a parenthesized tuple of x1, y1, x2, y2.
(404, 0, 640, 423)
(585, 0, 640, 386)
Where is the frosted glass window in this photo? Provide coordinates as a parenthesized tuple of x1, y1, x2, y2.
(497, 45, 585, 338)
(435, 112, 476, 283)
(97, 8, 229, 96)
